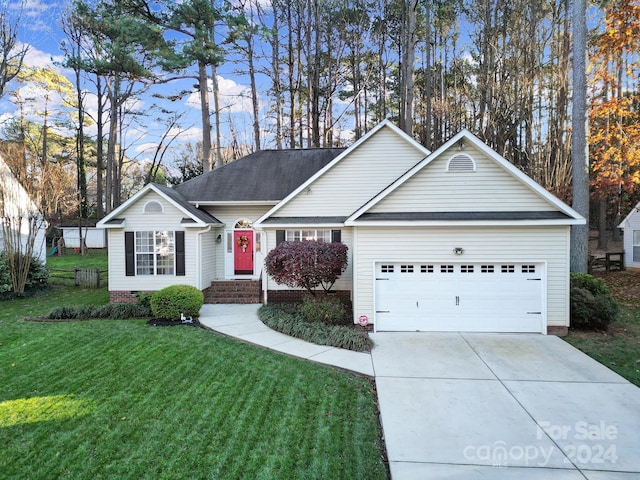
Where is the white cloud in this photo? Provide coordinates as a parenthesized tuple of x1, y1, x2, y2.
(186, 75, 254, 115)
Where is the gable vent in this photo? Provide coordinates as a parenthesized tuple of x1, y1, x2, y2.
(447, 154, 476, 173)
(143, 200, 163, 213)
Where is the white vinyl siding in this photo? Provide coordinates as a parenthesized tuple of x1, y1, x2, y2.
(198, 228, 217, 289)
(275, 126, 426, 217)
(621, 208, 640, 268)
(262, 227, 354, 292)
(107, 190, 199, 291)
(353, 226, 569, 330)
(369, 143, 555, 213)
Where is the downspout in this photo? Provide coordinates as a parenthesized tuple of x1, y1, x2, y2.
(196, 225, 212, 290)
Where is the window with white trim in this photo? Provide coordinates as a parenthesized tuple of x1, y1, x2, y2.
(135, 231, 175, 275)
(634, 231, 640, 262)
(285, 229, 331, 242)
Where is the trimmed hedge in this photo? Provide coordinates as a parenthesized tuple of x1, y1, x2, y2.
(150, 285, 204, 321)
(258, 304, 373, 352)
(48, 303, 152, 320)
(570, 273, 619, 331)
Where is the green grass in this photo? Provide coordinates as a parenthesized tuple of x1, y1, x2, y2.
(565, 305, 640, 387)
(0, 289, 387, 480)
(46, 250, 109, 287)
(47, 249, 108, 270)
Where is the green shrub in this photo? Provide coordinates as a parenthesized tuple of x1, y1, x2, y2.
(570, 273, 609, 296)
(0, 251, 49, 294)
(47, 303, 152, 320)
(136, 292, 153, 308)
(150, 285, 204, 320)
(298, 297, 348, 325)
(48, 305, 93, 319)
(570, 273, 619, 330)
(258, 304, 373, 352)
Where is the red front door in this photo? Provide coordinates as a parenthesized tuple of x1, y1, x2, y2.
(234, 230, 254, 275)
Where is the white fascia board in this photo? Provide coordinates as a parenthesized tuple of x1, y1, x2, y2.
(191, 201, 278, 207)
(256, 222, 345, 229)
(100, 222, 126, 229)
(346, 218, 585, 227)
(618, 202, 640, 228)
(255, 120, 431, 225)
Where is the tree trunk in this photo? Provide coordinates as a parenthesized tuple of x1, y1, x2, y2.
(198, 61, 213, 172)
(210, 63, 223, 168)
(598, 197, 608, 250)
(96, 75, 104, 218)
(570, 0, 589, 273)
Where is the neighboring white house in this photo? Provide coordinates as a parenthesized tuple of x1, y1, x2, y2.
(98, 120, 585, 334)
(61, 226, 107, 249)
(618, 203, 640, 269)
(0, 155, 47, 263)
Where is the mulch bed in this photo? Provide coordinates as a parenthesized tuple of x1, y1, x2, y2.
(147, 318, 202, 327)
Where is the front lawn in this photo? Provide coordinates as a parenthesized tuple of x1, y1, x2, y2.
(565, 271, 640, 387)
(0, 290, 387, 479)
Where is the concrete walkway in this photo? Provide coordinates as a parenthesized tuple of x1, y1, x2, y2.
(198, 304, 374, 376)
(198, 305, 640, 480)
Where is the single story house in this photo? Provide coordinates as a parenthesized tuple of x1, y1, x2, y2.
(0, 155, 47, 263)
(97, 120, 585, 334)
(619, 203, 640, 269)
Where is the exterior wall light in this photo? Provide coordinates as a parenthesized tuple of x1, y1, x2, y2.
(216, 234, 222, 243)
(453, 247, 464, 255)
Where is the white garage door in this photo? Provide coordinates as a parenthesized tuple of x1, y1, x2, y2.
(375, 262, 544, 332)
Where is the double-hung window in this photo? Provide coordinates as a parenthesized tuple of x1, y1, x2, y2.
(136, 231, 175, 275)
(125, 231, 185, 277)
(634, 231, 640, 262)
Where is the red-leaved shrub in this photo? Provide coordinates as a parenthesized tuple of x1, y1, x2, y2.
(264, 241, 348, 295)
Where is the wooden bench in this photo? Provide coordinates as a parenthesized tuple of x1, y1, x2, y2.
(605, 252, 624, 272)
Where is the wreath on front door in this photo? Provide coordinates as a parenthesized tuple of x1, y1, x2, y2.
(237, 235, 249, 252)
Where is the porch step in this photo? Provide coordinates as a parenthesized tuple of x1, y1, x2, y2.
(203, 280, 262, 304)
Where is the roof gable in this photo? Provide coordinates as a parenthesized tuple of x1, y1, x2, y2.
(346, 130, 585, 225)
(255, 120, 431, 225)
(97, 183, 221, 228)
(619, 202, 640, 228)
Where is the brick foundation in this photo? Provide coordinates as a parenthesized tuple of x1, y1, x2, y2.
(109, 290, 151, 304)
(267, 289, 351, 305)
(204, 280, 262, 304)
(547, 325, 568, 336)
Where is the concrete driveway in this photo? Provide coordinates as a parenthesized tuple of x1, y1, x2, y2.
(370, 333, 640, 479)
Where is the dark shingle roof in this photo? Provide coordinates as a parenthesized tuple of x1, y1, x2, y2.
(152, 183, 222, 224)
(173, 148, 346, 202)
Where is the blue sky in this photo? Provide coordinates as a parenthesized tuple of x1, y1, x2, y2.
(2, 0, 269, 168)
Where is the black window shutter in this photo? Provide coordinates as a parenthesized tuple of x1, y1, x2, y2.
(331, 229, 341, 243)
(125, 232, 135, 276)
(175, 231, 185, 276)
(276, 230, 285, 245)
